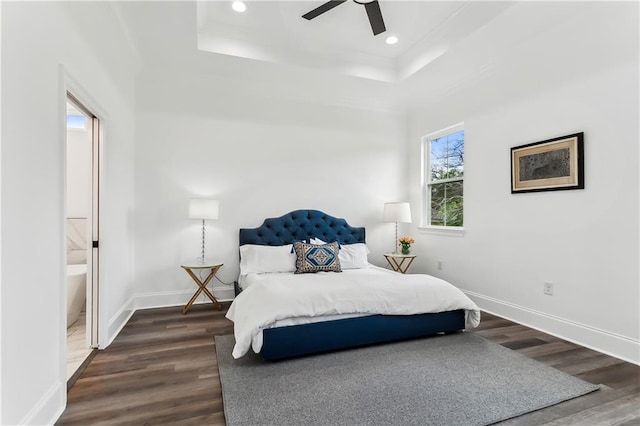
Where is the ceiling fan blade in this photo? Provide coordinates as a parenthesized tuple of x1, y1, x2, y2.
(302, 0, 347, 20)
(364, 1, 386, 35)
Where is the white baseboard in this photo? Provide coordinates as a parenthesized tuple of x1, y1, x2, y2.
(19, 381, 65, 426)
(101, 286, 234, 348)
(105, 294, 136, 349)
(464, 290, 640, 365)
(134, 286, 235, 310)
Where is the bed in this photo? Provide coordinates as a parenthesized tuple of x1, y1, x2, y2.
(227, 209, 480, 361)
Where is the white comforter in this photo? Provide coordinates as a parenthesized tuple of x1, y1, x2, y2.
(226, 266, 481, 358)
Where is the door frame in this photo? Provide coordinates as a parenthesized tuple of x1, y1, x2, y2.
(66, 92, 101, 349)
(60, 67, 107, 382)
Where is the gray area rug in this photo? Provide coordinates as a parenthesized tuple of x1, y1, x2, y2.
(215, 332, 600, 426)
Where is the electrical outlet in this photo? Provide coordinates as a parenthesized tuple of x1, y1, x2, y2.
(543, 282, 554, 296)
(437, 261, 443, 271)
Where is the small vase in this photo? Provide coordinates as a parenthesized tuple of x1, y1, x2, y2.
(401, 245, 410, 255)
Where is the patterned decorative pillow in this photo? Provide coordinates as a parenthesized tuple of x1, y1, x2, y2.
(293, 241, 342, 274)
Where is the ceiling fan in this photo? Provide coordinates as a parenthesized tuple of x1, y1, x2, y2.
(302, 0, 387, 36)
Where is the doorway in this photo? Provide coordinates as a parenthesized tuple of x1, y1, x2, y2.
(65, 93, 100, 380)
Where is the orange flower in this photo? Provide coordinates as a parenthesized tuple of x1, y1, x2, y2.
(398, 236, 415, 245)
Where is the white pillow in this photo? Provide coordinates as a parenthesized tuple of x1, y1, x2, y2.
(339, 243, 370, 269)
(310, 238, 370, 269)
(239, 244, 296, 275)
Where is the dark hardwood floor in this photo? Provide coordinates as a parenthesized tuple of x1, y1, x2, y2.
(57, 305, 640, 425)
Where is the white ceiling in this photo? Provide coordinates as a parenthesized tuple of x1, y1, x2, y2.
(112, 1, 633, 113)
(196, 1, 514, 82)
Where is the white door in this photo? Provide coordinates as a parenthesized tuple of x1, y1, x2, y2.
(67, 92, 101, 348)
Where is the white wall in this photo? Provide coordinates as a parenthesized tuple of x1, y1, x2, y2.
(407, 2, 639, 363)
(133, 69, 407, 306)
(1, 2, 137, 424)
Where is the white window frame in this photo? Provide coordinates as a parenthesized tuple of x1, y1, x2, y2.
(420, 123, 465, 236)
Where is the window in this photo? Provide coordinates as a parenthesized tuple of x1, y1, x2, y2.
(66, 114, 87, 130)
(422, 124, 464, 228)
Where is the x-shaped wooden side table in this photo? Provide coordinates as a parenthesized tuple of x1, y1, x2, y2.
(383, 254, 417, 274)
(181, 262, 223, 314)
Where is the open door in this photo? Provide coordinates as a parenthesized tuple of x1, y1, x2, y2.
(89, 114, 100, 348)
(67, 92, 100, 348)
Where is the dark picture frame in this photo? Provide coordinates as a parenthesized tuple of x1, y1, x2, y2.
(511, 132, 584, 194)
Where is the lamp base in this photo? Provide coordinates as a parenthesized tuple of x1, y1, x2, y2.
(393, 221, 399, 255)
(199, 219, 206, 264)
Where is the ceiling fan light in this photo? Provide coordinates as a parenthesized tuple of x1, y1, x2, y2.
(386, 35, 398, 45)
(232, 1, 246, 13)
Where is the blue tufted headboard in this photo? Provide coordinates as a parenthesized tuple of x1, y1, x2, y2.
(239, 210, 365, 246)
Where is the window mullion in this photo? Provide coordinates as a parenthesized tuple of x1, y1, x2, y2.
(441, 183, 446, 226)
(427, 176, 463, 185)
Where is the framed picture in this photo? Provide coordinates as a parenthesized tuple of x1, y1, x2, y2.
(511, 132, 584, 194)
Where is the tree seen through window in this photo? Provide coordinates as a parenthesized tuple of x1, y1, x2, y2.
(427, 129, 464, 227)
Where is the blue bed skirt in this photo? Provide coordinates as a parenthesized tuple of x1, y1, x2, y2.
(261, 310, 466, 361)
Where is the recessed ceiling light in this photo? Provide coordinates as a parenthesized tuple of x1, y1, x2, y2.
(232, 1, 246, 13)
(386, 36, 398, 45)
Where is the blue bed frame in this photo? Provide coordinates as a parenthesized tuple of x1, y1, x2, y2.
(239, 209, 466, 361)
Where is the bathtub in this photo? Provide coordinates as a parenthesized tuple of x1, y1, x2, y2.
(67, 264, 87, 328)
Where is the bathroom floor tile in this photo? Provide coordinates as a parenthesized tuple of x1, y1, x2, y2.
(67, 312, 93, 380)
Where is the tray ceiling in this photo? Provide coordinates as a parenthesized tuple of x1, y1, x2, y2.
(196, 1, 514, 82)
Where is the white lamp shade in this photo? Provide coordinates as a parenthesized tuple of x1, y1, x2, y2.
(189, 199, 219, 220)
(383, 202, 412, 223)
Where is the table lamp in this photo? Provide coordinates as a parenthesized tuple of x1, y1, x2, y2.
(189, 198, 219, 263)
(383, 202, 412, 253)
